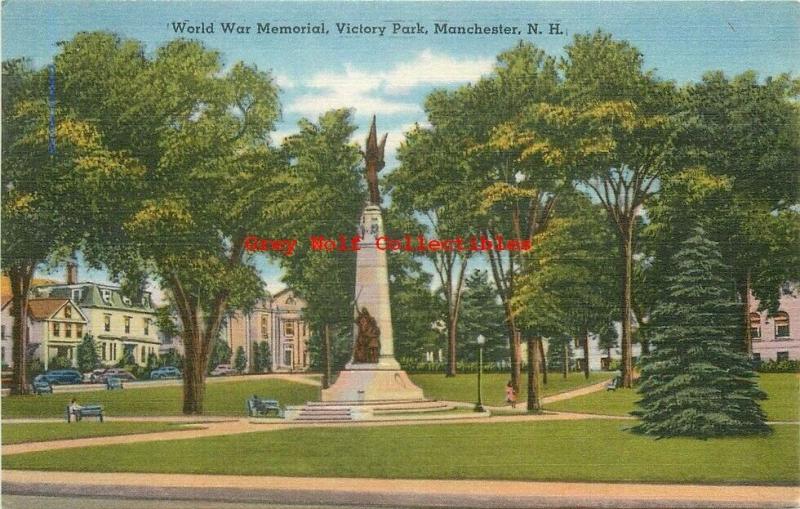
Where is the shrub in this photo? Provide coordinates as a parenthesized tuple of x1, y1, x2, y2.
(48, 356, 73, 370)
(757, 359, 800, 373)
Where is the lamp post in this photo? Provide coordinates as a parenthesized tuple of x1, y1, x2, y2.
(475, 334, 486, 412)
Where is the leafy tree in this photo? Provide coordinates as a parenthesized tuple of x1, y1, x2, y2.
(457, 270, 506, 363)
(383, 209, 442, 363)
(401, 42, 563, 388)
(278, 109, 363, 388)
(76, 334, 100, 372)
(53, 32, 287, 413)
(208, 338, 232, 372)
(633, 227, 769, 438)
(519, 31, 681, 388)
(1, 58, 116, 393)
(513, 194, 618, 380)
(678, 72, 800, 353)
(234, 346, 247, 373)
(545, 335, 573, 377)
(390, 126, 478, 377)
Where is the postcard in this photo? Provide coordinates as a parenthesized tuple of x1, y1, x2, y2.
(1, 1, 798, 508)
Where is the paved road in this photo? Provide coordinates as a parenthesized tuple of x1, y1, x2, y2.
(1, 373, 321, 396)
(4, 471, 798, 509)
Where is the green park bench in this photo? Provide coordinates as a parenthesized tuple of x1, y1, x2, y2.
(66, 404, 104, 422)
(247, 396, 283, 418)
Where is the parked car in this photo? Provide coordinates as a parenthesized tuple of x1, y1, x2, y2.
(87, 369, 108, 384)
(96, 368, 137, 383)
(41, 369, 83, 385)
(150, 366, 181, 380)
(209, 364, 235, 377)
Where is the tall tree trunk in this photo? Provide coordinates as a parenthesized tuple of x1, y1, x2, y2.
(323, 323, 332, 389)
(583, 329, 590, 380)
(511, 329, 521, 393)
(9, 264, 34, 395)
(539, 339, 548, 385)
(446, 318, 457, 377)
(562, 343, 568, 379)
(181, 326, 206, 415)
(527, 336, 541, 411)
(741, 269, 752, 355)
(619, 220, 634, 388)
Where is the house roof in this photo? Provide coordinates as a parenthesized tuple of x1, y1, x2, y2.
(32, 283, 154, 313)
(1, 275, 59, 309)
(27, 299, 70, 320)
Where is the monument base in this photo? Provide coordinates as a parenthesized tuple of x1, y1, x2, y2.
(320, 367, 424, 402)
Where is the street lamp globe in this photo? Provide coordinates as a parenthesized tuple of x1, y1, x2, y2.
(477, 334, 486, 346)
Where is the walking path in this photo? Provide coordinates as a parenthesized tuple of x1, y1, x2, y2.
(4, 470, 797, 509)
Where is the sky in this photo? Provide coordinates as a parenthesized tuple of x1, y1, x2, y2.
(2, 0, 798, 299)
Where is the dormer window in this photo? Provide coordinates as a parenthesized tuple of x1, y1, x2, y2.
(122, 296, 132, 306)
(72, 289, 82, 302)
(141, 295, 150, 307)
(101, 289, 112, 303)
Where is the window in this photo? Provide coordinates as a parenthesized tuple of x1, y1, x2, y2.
(101, 289, 112, 303)
(141, 346, 146, 363)
(261, 316, 269, 339)
(286, 297, 295, 306)
(53, 322, 60, 337)
(104, 314, 111, 332)
(76, 324, 83, 338)
(124, 316, 131, 334)
(144, 318, 150, 336)
(1, 324, 5, 339)
(777, 351, 790, 362)
(122, 296, 131, 306)
(283, 348, 293, 367)
(102, 342, 107, 361)
(64, 306, 72, 319)
(141, 295, 150, 307)
(284, 321, 294, 336)
(65, 323, 72, 338)
(111, 343, 117, 360)
(72, 289, 82, 302)
(774, 312, 790, 338)
(749, 312, 761, 340)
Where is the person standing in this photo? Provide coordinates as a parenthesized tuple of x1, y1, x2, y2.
(505, 381, 517, 408)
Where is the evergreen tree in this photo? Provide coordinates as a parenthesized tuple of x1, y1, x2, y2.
(458, 270, 507, 363)
(234, 346, 247, 373)
(76, 334, 100, 372)
(259, 341, 272, 373)
(633, 227, 770, 438)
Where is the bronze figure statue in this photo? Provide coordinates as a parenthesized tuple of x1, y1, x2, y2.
(363, 115, 388, 205)
(353, 306, 381, 363)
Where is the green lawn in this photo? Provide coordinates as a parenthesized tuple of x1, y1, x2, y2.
(544, 373, 800, 421)
(2, 421, 191, 444)
(410, 372, 610, 406)
(4, 420, 797, 485)
(1, 378, 319, 418)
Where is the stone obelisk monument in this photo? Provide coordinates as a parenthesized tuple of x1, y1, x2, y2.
(320, 117, 424, 402)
